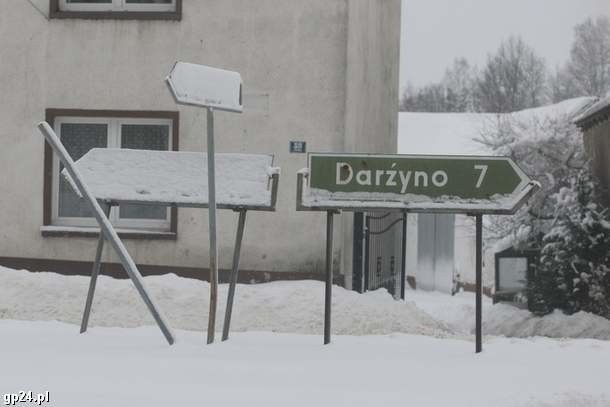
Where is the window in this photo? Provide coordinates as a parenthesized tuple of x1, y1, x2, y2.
(53, 117, 171, 230)
(497, 257, 528, 292)
(50, 0, 182, 20)
(43, 110, 179, 237)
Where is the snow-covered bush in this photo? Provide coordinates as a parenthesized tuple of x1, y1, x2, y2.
(476, 109, 586, 247)
(530, 169, 610, 318)
(476, 102, 610, 318)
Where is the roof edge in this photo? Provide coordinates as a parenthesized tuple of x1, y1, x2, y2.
(574, 96, 610, 131)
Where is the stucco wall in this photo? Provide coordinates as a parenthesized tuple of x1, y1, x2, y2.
(341, 0, 401, 288)
(0, 0, 400, 280)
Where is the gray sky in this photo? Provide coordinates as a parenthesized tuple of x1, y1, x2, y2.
(400, 0, 609, 91)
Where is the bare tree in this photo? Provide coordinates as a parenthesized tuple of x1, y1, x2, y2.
(442, 57, 478, 112)
(399, 83, 418, 112)
(400, 58, 479, 113)
(400, 83, 452, 112)
(476, 37, 548, 113)
(549, 65, 582, 103)
(566, 16, 610, 97)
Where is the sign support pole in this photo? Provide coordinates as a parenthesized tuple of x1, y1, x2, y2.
(222, 209, 247, 341)
(400, 212, 407, 300)
(206, 107, 219, 345)
(324, 210, 334, 345)
(81, 202, 111, 334)
(475, 214, 483, 353)
(364, 216, 370, 292)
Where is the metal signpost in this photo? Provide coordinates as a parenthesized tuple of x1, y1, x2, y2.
(297, 153, 540, 352)
(38, 123, 176, 345)
(167, 62, 243, 344)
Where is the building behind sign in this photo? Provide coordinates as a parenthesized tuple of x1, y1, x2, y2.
(575, 95, 610, 203)
(0, 0, 401, 285)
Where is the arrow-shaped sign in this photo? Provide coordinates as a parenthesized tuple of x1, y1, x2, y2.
(301, 153, 539, 214)
(166, 62, 243, 113)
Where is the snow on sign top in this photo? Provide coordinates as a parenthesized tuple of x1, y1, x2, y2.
(166, 62, 243, 113)
(64, 149, 278, 209)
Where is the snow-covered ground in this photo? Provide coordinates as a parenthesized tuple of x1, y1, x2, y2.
(1, 266, 610, 406)
(2, 320, 609, 407)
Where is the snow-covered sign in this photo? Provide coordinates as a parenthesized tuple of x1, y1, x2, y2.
(299, 153, 540, 215)
(64, 149, 279, 210)
(166, 62, 243, 113)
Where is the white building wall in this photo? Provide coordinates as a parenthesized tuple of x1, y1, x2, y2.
(341, 0, 401, 288)
(0, 0, 400, 280)
(405, 214, 495, 292)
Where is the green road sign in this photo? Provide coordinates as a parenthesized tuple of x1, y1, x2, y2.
(300, 153, 539, 353)
(308, 153, 531, 201)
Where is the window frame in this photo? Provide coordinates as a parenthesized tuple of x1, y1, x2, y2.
(43, 109, 180, 239)
(49, 0, 182, 20)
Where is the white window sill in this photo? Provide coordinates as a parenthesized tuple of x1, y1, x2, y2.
(40, 225, 176, 240)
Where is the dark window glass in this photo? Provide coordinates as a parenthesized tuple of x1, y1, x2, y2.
(119, 124, 169, 221)
(58, 123, 108, 218)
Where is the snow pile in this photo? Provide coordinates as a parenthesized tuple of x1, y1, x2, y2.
(407, 289, 610, 340)
(486, 307, 610, 340)
(0, 267, 451, 337)
(2, 266, 610, 340)
(1, 320, 609, 407)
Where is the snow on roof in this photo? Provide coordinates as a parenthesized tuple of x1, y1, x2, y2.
(510, 96, 597, 122)
(399, 97, 597, 156)
(573, 93, 610, 129)
(398, 112, 493, 155)
(65, 149, 276, 208)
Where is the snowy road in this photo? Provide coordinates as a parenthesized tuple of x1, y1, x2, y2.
(1, 267, 610, 406)
(1, 320, 609, 407)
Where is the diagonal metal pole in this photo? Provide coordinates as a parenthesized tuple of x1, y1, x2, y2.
(324, 210, 334, 345)
(206, 107, 219, 345)
(222, 210, 247, 341)
(38, 122, 175, 345)
(80, 202, 112, 334)
(475, 214, 483, 353)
